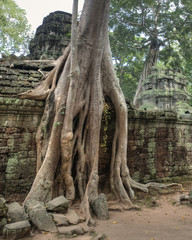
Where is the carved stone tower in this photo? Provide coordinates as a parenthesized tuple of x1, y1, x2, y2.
(29, 11, 72, 60)
(135, 68, 191, 115)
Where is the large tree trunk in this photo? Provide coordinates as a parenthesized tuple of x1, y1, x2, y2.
(133, 2, 161, 107)
(19, 0, 175, 226)
(133, 37, 159, 106)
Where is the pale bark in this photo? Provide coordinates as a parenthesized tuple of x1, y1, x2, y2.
(20, 0, 177, 225)
(133, 38, 159, 106)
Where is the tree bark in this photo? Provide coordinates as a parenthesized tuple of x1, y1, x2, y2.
(19, 0, 176, 225)
(133, 37, 159, 106)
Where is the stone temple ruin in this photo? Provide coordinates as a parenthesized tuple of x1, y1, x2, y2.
(135, 67, 192, 118)
(29, 11, 71, 60)
(1, 10, 192, 199)
(1, 10, 192, 238)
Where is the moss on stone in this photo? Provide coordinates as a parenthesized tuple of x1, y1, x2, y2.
(148, 141, 156, 151)
(132, 171, 140, 182)
(5, 156, 19, 180)
(175, 102, 192, 116)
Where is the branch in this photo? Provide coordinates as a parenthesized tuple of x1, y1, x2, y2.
(38, 69, 46, 78)
(114, 13, 143, 27)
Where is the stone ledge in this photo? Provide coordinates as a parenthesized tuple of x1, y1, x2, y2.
(0, 97, 44, 115)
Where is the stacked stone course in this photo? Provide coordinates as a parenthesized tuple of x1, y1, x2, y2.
(127, 109, 192, 183)
(1, 60, 192, 200)
(135, 67, 191, 111)
(0, 59, 47, 201)
(1, 10, 192, 201)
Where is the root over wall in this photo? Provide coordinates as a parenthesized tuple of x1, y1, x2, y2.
(1, 60, 192, 201)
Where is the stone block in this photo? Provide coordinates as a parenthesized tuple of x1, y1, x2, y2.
(46, 196, 69, 213)
(93, 234, 105, 240)
(64, 209, 80, 225)
(91, 193, 109, 220)
(3, 220, 31, 240)
(53, 209, 80, 227)
(0, 197, 8, 217)
(58, 225, 84, 236)
(24, 199, 44, 214)
(24, 199, 57, 232)
(0, 217, 7, 235)
(189, 189, 192, 204)
(29, 207, 57, 232)
(29, 12, 71, 60)
(52, 213, 68, 226)
(7, 202, 28, 223)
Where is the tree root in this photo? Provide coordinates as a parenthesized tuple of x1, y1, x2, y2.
(19, 0, 180, 227)
(18, 45, 71, 101)
(146, 182, 180, 190)
(108, 202, 140, 212)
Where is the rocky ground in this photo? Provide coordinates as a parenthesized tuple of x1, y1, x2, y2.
(1, 183, 192, 240)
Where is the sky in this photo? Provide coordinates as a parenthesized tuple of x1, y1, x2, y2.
(15, 0, 84, 33)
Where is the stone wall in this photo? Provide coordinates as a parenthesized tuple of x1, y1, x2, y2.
(0, 58, 55, 96)
(0, 59, 46, 201)
(0, 98, 43, 200)
(127, 109, 192, 183)
(98, 106, 192, 192)
(1, 60, 192, 201)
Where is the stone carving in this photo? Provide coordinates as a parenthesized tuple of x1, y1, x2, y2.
(91, 193, 109, 220)
(135, 68, 191, 114)
(29, 11, 72, 60)
(1, 59, 192, 201)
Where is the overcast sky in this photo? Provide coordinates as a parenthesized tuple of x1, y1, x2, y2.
(15, 0, 84, 33)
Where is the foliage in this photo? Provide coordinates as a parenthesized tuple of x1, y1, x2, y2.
(109, 30, 145, 100)
(0, 0, 32, 55)
(101, 102, 111, 152)
(109, 0, 192, 101)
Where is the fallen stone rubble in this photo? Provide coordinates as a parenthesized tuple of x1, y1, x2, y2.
(177, 189, 192, 205)
(0, 195, 107, 240)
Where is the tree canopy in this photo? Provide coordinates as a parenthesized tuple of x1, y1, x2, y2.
(109, 0, 192, 102)
(0, 0, 32, 55)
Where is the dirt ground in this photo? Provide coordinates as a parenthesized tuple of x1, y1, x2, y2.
(21, 187, 192, 240)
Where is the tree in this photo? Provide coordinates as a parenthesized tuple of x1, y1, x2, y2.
(109, 31, 145, 100)
(110, 0, 192, 105)
(0, 0, 31, 55)
(19, 0, 174, 225)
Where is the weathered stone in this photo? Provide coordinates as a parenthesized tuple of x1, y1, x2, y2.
(189, 189, 192, 204)
(7, 202, 28, 223)
(135, 68, 191, 116)
(29, 208, 57, 232)
(93, 234, 105, 240)
(29, 11, 71, 60)
(52, 209, 80, 226)
(25, 199, 57, 232)
(177, 194, 189, 205)
(52, 213, 69, 226)
(0, 197, 8, 217)
(189, 189, 192, 197)
(91, 193, 109, 220)
(2, 56, 192, 201)
(0, 217, 7, 235)
(46, 196, 69, 213)
(64, 209, 80, 225)
(3, 220, 31, 240)
(24, 199, 45, 214)
(58, 225, 84, 236)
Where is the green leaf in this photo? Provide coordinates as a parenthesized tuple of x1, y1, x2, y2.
(0, 0, 32, 55)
